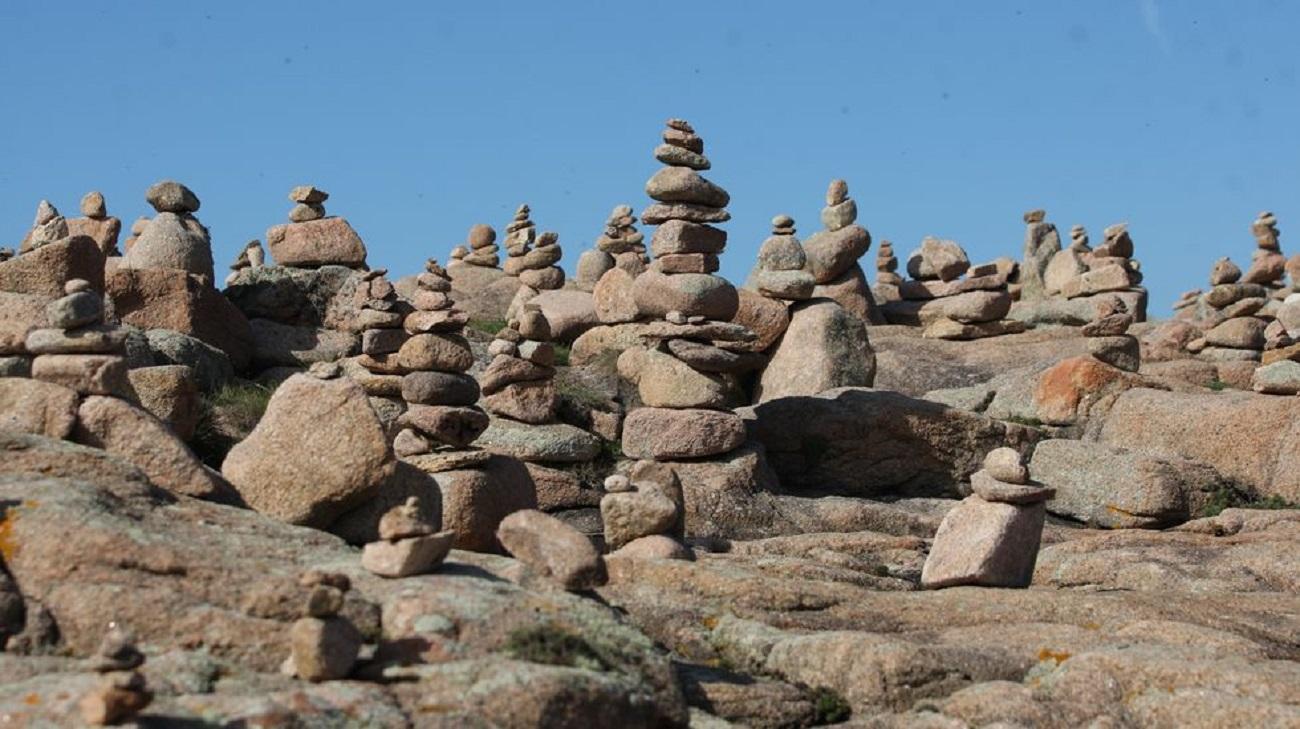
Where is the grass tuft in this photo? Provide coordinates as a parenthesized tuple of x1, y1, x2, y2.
(505, 625, 608, 672)
(190, 382, 273, 469)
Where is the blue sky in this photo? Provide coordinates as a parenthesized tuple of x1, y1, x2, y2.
(2, 1, 1296, 313)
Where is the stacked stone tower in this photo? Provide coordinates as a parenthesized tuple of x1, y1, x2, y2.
(576, 205, 648, 291)
(747, 215, 815, 301)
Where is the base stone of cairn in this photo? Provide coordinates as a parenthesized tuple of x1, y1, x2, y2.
(802, 180, 884, 325)
(884, 237, 1025, 339)
(66, 191, 123, 257)
(579, 205, 648, 291)
(1082, 296, 1140, 372)
(921, 447, 1051, 589)
(287, 571, 362, 682)
(266, 186, 368, 269)
(446, 223, 514, 321)
(107, 180, 253, 370)
(79, 625, 152, 726)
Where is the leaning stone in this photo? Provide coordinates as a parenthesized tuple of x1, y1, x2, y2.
(125, 365, 201, 441)
(496, 509, 606, 590)
(920, 495, 1045, 588)
(1087, 335, 1141, 372)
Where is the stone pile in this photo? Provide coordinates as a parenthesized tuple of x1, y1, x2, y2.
(120, 180, 214, 282)
(599, 471, 689, 560)
(884, 237, 1026, 340)
(287, 571, 362, 681)
(502, 204, 537, 273)
(266, 186, 368, 269)
(67, 191, 123, 256)
(1244, 211, 1287, 293)
(576, 204, 648, 291)
(1018, 208, 1061, 300)
(18, 200, 69, 253)
(1185, 255, 1270, 366)
(362, 496, 455, 577)
(79, 625, 151, 726)
(28, 279, 131, 399)
(1052, 222, 1147, 317)
(801, 179, 881, 324)
(746, 214, 815, 301)
(920, 447, 1051, 589)
(1081, 295, 1139, 372)
(501, 205, 566, 318)
(875, 240, 901, 290)
(616, 119, 751, 463)
(1042, 224, 1091, 296)
(449, 223, 501, 269)
(350, 266, 411, 385)
(225, 239, 265, 285)
(389, 259, 489, 472)
(482, 308, 559, 425)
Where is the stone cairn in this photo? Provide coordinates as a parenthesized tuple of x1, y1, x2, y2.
(482, 308, 559, 425)
(28, 279, 131, 398)
(1185, 256, 1270, 365)
(225, 239, 266, 286)
(450, 223, 501, 269)
(362, 496, 455, 577)
(120, 180, 215, 282)
(746, 214, 815, 301)
(287, 571, 362, 682)
(1244, 211, 1287, 292)
(1049, 222, 1146, 319)
(67, 191, 123, 256)
(618, 119, 751, 465)
(1081, 296, 1139, 372)
(390, 259, 489, 472)
(1018, 208, 1062, 300)
(19, 200, 69, 253)
(501, 205, 565, 318)
(351, 266, 410, 384)
(79, 624, 152, 726)
(122, 216, 149, 253)
(266, 185, 368, 269)
(576, 204, 647, 291)
(599, 470, 688, 558)
(1042, 224, 1091, 297)
(885, 237, 1025, 340)
(800, 179, 880, 323)
(921, 447, 1052, 589)
(875, 240, 901, 286)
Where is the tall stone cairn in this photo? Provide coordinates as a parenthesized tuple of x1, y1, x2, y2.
(481, 307, 559, 425)
(1081, 296, 1139, 372)
(501, 204, 536, 277)
(391, 259, 489, 473)
(1019, 208, 1061, 300)
(618, 119, 751, 463)
(1243, 211, 1286, 288)
(576, 205, 647, 291)
(876, 240, 901, 286)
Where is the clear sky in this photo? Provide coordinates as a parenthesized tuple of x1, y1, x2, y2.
(2, 1, 1297, 314)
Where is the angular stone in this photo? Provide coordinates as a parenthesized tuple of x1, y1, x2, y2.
(1061, 263, 1140, 298)
(249, 319, 354, 370)
(920, 495, 1044, 588)
(397, 405, 490, 448)
(1087, 334, 1141, 372)
(482, 379, 558, 424)
(497, 509, 606, 590)
(30, 354, 129, 396)
(267, 218, 367, 268)
(222, 374, 395, 526)
(0, 377, 78, 438)
(108, 267, 253, 370)
(126, 365, 201, 441)
(361, 531, 454, 578)
(755, 300, 874, 403)
(621, 407, 746, 460)
(0, 235, 105, 297)
(403, 308, 469, 334)
(650, 220, 727, 257)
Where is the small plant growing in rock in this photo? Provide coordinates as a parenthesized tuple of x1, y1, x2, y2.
(1207, 379, 1228, 392)
(190, 382, 273, 468)
(467, 318, 508, 336)
(505, 624, 607, 672)
(810, 686, 851, 724)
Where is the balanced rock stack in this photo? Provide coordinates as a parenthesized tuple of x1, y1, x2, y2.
(1043, 224, 1091, 296)
(1244, 212, 1287, 295)
(577, 205, 648, 291)
(600, 471, 689, 560)
(287, 571, 362, 682)
(1053, 223, 1147, 318)
(225, 239, 266, 285)
(746, 215, 815, 301)
(450, 223, 501, 269)
(481, 308, 559, 424)
(18, 200, 69, 253)
(1018, 208, 1062, 300)
(350, 266, 412, 389)
(884, 237, 1025, 340)
(120, 180, 214, 282)
(1081, 296, 1139, 372)
(1185, 256, 1270, 365)
(79, 625, 152, 726)
(920, 447, 1051, 589)
(266, 186, 368, 269)
(800, 179, 881, 324)
(362, 496, 455, 577)
(65, 191, 123, 256)
(29, 279, 132, 398)
(874, 240, 902, 296)
(389, 259, 489, 472)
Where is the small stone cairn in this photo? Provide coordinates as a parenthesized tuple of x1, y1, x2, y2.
(1244, 211, 1287, 292)
(1050, 222, 1146, 317)
(120, 180, 215, 282)
(266, 185, 368, 269)
(19, 200, 70, 253)
(287, 571, 362, 682)
(351, 267, 409, 376)
(390, 259, 489, 472)
(1185, 255, 1270, 364)
(746, 214, 815, 301)
(362, 496, 455, 577)
(617, 119, 753, 465)
(79, 624, 152, 726)
(576, 204, 648, 291)
(1042, 224, 1092, 296)
(28, 279, 131, 398)
(450, 223, 501, 269)
(921, 447, 1052, 589)
(801, 179, 880, 323)
(67, 191, 123, 256)
(599, 471, 688, 558)
(1081, 296, 1139, 372)
(481, 308, 559, 425)
(225, 239, 266, 285)
(889, 237, 1025, 340)
(875, 240, 901, 289)
(1018, 208, 1062, 300)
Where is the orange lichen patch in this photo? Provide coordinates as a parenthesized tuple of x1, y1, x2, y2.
(702, 615, 719, 630)
(1033, 355, 1144, 425)
(1037, 647, 1072, 664)
(1082, 621, 1101, 631)
(23, 693, 40, 706)
(0, 501, 32, 562)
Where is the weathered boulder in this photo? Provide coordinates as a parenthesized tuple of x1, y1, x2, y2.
(266, 218, 367, 268)
(0, 236, 105, 297)
(107, 268, 253, 371)
(437, 455, 537, 552)
(247, 318, 357, 370)
(222, 374, 395, 526)
(496, 509, 606, 590)
(0, 377, 78, 438)
(754, 300, 874, 403)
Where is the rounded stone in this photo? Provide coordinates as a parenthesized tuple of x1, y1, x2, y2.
(632, 269, 739, 321)
(145, 180, 200, 214)
(983, 447, 1028, 484)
